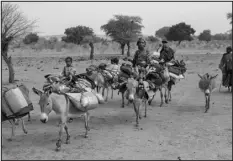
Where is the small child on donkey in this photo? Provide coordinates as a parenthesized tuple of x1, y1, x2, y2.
(60, 57, 77, 87)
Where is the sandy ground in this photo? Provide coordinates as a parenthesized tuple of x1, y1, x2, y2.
(1, 52, 232, 160)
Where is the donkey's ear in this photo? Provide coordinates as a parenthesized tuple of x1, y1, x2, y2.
(32, 87, 43, 96)
(45, 87, 52, 96)
(211, 74, 218, 80)
(197, 74, 203, 79)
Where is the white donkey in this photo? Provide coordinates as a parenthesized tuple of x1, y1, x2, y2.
(32, 87, 91, 151)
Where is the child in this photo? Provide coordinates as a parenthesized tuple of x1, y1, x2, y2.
(60, 57, 76, 86)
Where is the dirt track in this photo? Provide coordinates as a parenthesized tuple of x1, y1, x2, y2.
(1, 53, 232, 160)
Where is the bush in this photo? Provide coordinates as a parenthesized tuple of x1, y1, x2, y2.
(23, 33, 39, 44)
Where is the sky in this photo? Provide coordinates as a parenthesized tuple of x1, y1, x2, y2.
(9, 2, 232, 36)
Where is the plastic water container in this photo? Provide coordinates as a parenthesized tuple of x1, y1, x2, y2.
(4, 88, 28, 114)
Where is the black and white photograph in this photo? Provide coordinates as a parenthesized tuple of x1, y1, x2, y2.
(1, 1, 232, 160)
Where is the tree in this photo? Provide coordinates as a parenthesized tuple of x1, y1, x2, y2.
(2, 3, 36, 83)
(146, 35, 159, 42)
(155, 26, 170, 39)
(198, 30, 211, 42)
(165, 22, 195, 45)
(212, 33, 232, 40)
(101, 15, 144, 56)
(23, 33, 39, 44)
(227, 12, 232, 24)
(61, 26, 94, 45)
(82, 35, 102, 60)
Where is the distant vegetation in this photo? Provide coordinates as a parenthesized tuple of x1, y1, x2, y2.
(2, 2, 232, 84)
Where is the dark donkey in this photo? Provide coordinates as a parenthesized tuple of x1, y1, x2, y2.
(125, 67, 150, 127)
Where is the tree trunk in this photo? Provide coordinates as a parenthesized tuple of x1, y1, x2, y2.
(121, 43, 125, 55)
(177, 41, 182, 46)
(89, 42, 94, 60)
(2, 53, 15, 83)
(127, 42, 130, 57)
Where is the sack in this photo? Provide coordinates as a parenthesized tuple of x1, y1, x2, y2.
(66, 93, 84, 112)
(106, 64, 119, 74)
(102, 70, 113, 80)
(146, 72, 163, 86)
(51, 83, 70, 93)
(80, 92, 99, 111)
(120, 65, 132, 76)
(86, 65, 98, 73)
(2, 84, 33, 119)
(99, 63, 107, 70)
(94, 92, 105, 104)
(169, 72, 185, 79)
(168, 66, 181, 75)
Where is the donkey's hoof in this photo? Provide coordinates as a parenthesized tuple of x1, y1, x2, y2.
(121, 105, 124, 108)
(7, 138, 13, 142)
(67, 118, 73, 123)
(84, 135, 88, 138)
(24, 130, 28, 134)
(55, 147, 61, 152)
(66, 140, 70, 144)
(165, 100, 168, 104)
(144, 115, 147, 118)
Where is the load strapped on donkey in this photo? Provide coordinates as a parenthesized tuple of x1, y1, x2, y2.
(2, 84, 34, 122)
(42, 73, 105, 113)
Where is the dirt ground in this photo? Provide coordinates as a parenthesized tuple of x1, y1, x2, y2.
(1, 51, 232, 160)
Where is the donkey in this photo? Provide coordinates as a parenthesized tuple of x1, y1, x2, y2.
(32, 87, 91, 151)
(125, 77, 149, 127)
(2, 116, 28, 141)
(88, 70, 114, 102)
(146, 63, 171, 107)
(198, 73, 218, 113)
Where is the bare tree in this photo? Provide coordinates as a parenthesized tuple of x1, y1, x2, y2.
(2, 3, 37, 83)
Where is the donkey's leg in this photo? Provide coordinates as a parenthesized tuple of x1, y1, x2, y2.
(8, 120, 16, 141)
(64, 124, 70, 144)
(111, 87, 114, 99)
(133, 101, 139, 127)
(56, 118, 65, 151)
(165, 87, 169, 104)
(28, 113, 31, 122)
(144, 98, 147, 118)
(102, 87, 105, 96)
(105, 86, 109, 102)
(138, 100, 142, 119)
(148, 94, 155, 106)
(205, 95, 211, 113)
(121, 92, 125, 108)
(168, 88, 172, 102)
(14, 118, 19, 125)
(159, 88, 164, 107)
(84, 112, 90, 138)
(21, 118, 28, 134)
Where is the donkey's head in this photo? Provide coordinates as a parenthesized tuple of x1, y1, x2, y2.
(32, 87, 53, 123)
(126, 78, 138, 101)
(198, 73, 218, 95)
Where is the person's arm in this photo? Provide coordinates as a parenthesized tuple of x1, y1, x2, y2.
(219, 55, 225, 70)
(60, 66, 65, 77)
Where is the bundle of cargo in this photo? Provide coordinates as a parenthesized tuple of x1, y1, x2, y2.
(66, 90, 105, 112)
(2, 84, 33, 121)
(167, 60, 187, 79)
